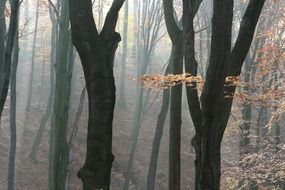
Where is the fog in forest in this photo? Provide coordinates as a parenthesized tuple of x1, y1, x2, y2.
(0, 0, 284, 189)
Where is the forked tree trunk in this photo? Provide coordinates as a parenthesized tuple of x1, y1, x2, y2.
(69, 0, 125, 189)
(183, 0, 265, 189)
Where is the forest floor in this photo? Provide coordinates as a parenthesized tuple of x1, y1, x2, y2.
(0, 56, 240, 190)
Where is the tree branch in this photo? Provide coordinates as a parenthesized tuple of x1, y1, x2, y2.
(228, 0, 266, 76)
(101, 0, 125, 40)
(163, 0, 181, 40)
(47, 0, 59, 21)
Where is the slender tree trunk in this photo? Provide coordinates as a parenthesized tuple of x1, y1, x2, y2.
(124, 1, 162, 183)
(0, 0, 6, 126)
(49, 0, 75, 189)
(183, 1, 203, 189)
(238, 56, 254, 188)
(168, 36, 183, 190)
(273, 65, 280, 145)
(123, 86, 144, 190)
(146, 62, 173, 190)
(0, 0, 6, 74)
(29, 15, 56, 161)
(124, 10, 157, 185)
(26, 0, 39, 112)
(0, 0, 20, 118)
(67, 86, 86, 189)
(240, 56, 252, 156)
(8, 18, 19, 190)
(131, 0, 138, 56)
(118, 0, 128, 109)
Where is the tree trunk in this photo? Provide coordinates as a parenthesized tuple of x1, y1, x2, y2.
(0, 0, 20, 118)
(168, 42, 183, 190)
(183, 0, 203, 189)
(29, 9, 56, 161)
(124, 1, 163, 188)
(240, 56, 252, 156)
(26, 0, 39, 112)
(8, 18, 19, 190)
(69, 0, 125, 189)
(181, 0, 265, 189)
(123, 86, 144, 190)
(146, 59, 173, 190)
(0, 0, 6, 126)
(118, 0, 128, 109)
(0, 0, 6, 74)
(49, 0, 74, 189)
(146, 89, 170, 190)
(67, 86, 86, 190)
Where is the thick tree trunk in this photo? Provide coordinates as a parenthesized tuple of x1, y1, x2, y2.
(198, 0, 234, 188)
(199, 137, 222, 190)
(78, 74, 116, 190)
(69, 0, 124, 188)
(72, 35, 120, 189)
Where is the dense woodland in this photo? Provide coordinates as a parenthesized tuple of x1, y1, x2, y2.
(0, 0, 284, 189)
